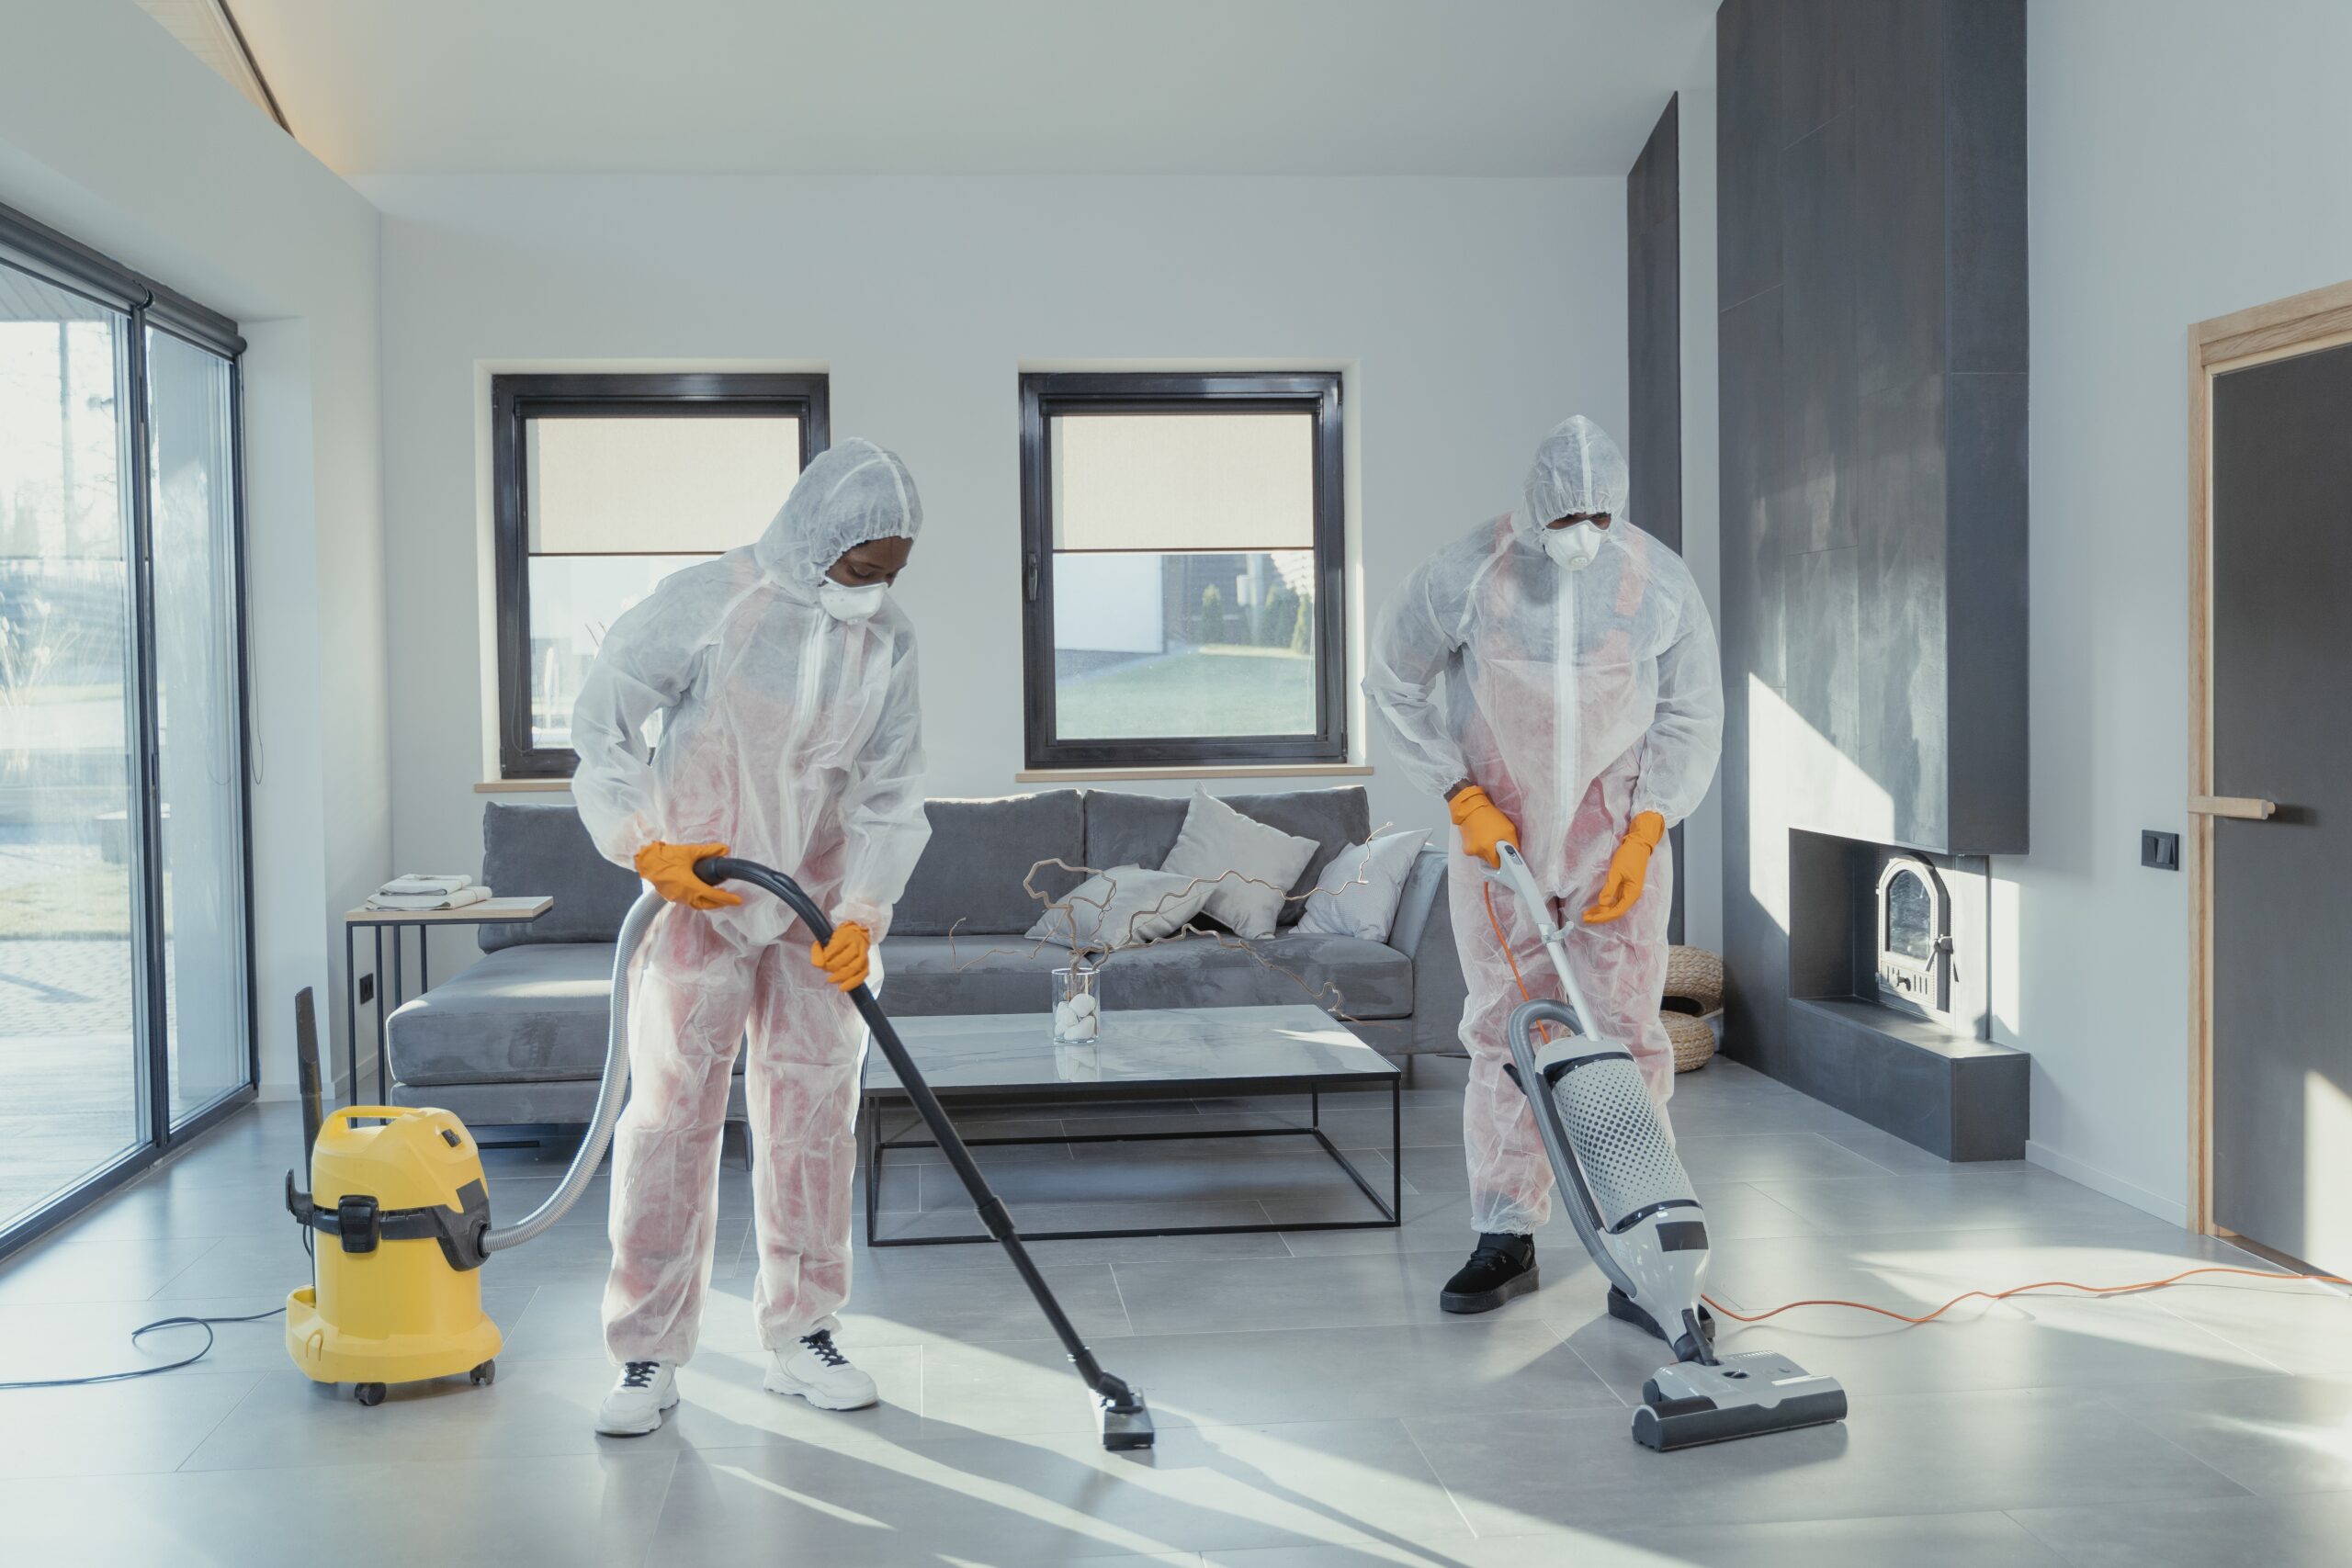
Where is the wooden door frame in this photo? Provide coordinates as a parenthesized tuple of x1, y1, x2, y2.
(2187, 278, 2352, 1234)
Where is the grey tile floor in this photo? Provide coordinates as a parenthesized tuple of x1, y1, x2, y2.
(4, 1055, 2348, 1566)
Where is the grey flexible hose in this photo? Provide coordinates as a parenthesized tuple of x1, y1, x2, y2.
(480, 887, 665, 1254)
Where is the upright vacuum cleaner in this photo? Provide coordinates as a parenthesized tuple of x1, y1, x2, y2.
(286, 856, 1154, 1450)
(1489, 841, 1845, 1451)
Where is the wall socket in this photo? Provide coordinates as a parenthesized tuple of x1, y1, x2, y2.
(2141, 829, 2181, 871)
(357, 973, 375, 1005)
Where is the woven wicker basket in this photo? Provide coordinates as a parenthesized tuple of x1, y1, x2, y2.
(1663, 945, 1725, 1011)
(1664, 1009, 1721, 1073)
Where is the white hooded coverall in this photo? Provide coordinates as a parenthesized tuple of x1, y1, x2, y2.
(1365, 417, 1723, 1235)
(571, 438, 931, 1362)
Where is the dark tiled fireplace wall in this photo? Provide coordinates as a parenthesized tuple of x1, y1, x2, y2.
(1714, 0, 2030, 1156)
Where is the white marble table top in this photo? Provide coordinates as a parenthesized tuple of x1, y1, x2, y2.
(865, 1003, 1396, 1094)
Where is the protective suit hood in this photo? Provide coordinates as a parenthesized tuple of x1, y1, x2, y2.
(1515, 415, 1630, 547)
(754, 437, 923, 597)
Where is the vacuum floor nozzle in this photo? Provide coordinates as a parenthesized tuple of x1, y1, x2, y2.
(1632, 1353, 1849, 1452)
(1097, 1391, 1156, 1451)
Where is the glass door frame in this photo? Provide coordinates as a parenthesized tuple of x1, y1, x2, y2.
(0, 200, 257, 1262)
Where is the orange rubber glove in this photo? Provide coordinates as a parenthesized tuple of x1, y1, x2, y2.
(633, 840, 742, 910)
(811, 921, 872, 991)
(1447, 784, 1520, 869)
(1583, 811, 1665, 925)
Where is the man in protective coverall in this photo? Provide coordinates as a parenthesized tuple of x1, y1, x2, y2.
(1365, 415, 1723, 1319)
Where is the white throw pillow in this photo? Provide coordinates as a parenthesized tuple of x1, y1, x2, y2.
(1296, 829, 1432, 942)
(1157, 787, 1323, 940)
(1023, 865, 1211, 953)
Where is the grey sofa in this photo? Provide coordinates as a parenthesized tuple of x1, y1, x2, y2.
(385, 787, 1466, 1127)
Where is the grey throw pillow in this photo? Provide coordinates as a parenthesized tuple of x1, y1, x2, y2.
(1158, 787, 1322, 939)
(1296, 829, 1432, 942)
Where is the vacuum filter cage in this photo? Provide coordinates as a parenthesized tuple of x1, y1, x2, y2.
(1545, 1052, 1697, 1230)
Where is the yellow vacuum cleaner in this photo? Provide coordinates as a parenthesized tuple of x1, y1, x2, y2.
(282, 858, 1155, 1448)
(283, 1104, 502, 1403)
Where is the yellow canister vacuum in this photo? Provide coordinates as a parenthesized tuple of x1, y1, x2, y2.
(283, 857, 1155, 1447)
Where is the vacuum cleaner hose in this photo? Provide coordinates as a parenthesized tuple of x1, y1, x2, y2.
(479, 886, 667, 1254)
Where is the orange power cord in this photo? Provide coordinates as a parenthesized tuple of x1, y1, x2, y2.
(1479, 884, 2351, 1326)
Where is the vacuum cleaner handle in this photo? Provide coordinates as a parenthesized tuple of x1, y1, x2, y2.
(1490, 841, 1611, 1046)
(701, 854, 839, 944)
(293, 987, 325, 1165)
(693, 855, 1152, 1442)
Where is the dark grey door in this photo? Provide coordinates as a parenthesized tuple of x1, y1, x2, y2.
(2211, 342, 2352, 1273)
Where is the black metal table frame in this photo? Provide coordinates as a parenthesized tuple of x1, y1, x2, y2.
(861, 1072, 1402, 1246)
(344, 918, 433, 1109)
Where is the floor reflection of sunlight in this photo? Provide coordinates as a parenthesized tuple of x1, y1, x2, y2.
(2225, 1413, 2352, 1464)
(711, 1463, 897, 1528)
(699, 1330, 1496, 1558)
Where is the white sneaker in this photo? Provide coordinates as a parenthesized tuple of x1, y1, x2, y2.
(595, 1359, 678, 1436)
(764, 1325, 877, 1410)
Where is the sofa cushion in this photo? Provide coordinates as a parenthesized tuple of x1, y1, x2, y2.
(1159, 788, 1322, 939)
(1297, 829, 1434, 942)
(478, 802, 642, 952)
(390, 942, 639, 1086)
(878, 929, 1412, 1021)
(1081, 787, 1371, 926)
(893, 791, 1088, 936)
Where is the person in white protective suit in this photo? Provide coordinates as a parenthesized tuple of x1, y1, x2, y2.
(571, 438, 931, 1437)
(1364, 415, 1722, 1318)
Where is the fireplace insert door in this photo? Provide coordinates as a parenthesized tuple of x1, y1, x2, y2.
(2207, 336, 2352, 1276)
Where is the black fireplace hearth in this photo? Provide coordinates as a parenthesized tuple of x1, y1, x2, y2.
(1772, 830, 2027, 1161)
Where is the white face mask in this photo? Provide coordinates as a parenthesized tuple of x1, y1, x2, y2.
(1541, 523, 1605, 571)
(818, 579, 888, 623)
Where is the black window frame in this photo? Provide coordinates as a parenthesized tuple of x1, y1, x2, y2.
(492, 372, 829, 778)
(1018, 371, 1348, 771)
(0, 198, 256, 1262)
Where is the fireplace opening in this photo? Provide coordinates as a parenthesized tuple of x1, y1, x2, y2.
(1874, 856, 1951, 1014)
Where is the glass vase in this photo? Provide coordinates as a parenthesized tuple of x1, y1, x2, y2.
(1051, 964, 1103, 1043)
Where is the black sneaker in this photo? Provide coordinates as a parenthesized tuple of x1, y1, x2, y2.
(1606, 1284, 1716, 1355)
(1439, 1233, 1539, 1314)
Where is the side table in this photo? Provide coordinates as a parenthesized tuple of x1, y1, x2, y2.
(341, 897, 552, 1106)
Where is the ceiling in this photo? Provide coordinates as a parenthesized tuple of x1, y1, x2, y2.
(133, 0, 284, 127)
(219, 0, 1714, 177)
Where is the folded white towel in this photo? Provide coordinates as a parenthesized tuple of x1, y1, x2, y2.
(366, 886, 492, 912)
(380, 874, 473, 897)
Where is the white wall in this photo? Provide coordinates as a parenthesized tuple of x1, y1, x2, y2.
(0, 0, 388, 1099)
(2016, 0, 2352, 1221)
(362, 172, 1630, 956)
(1674, 40, 1724, 957)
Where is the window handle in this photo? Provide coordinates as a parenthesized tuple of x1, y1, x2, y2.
(1025, 549, 1041, 603)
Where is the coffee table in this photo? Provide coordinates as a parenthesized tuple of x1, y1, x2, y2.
(860, 1003, 1402, 1246)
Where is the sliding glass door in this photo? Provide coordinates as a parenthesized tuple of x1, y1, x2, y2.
(146, 328, 249, 1122)
(0, 270, 146, 1230)
(0, 209, 253, 1254)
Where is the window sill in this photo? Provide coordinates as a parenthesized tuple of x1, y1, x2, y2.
(1013, 762, 1373, 784)
(476, 778, 572, 794)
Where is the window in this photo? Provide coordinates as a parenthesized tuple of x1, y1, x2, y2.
(0, 199, 253, 1258)
(491, 373, 827, 777)
(1019, 372, 1345, 770)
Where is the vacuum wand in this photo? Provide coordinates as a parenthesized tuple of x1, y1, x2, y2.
(696, 855, 1155, 1452)
(1492, 841, 1605, 1036)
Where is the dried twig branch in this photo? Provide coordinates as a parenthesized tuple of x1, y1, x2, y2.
(937, 827, 1402, 1033)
